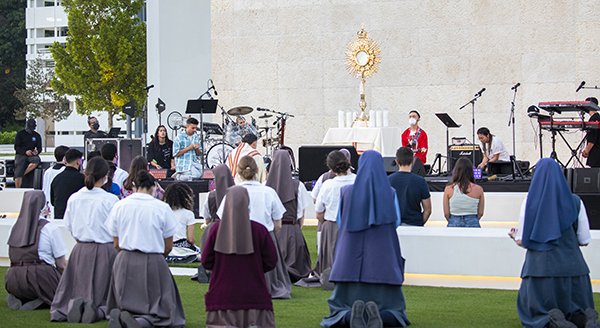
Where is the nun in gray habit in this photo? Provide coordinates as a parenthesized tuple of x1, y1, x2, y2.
(200, 164, 235, 252)
(267, 150, 312, 282)
(5, 190, 65, 310)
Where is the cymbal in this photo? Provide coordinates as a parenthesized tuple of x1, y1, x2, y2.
(227, 106, 253, 116)
(258, 114, 272, 119)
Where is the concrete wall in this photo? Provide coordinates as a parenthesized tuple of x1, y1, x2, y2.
(210, 0, 600, 167)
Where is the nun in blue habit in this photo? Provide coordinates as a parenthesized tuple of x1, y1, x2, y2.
(514, 158, 596, 328)
(321, 151, 410, 328)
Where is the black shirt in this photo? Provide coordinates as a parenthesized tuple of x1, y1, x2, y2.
(146, 140, 174, 169)
(84, 130, 108, 140)
(388, 171, 431, 226)
(586, 113, 600, 167)
(14, 129, 42, 155)
(50, 166, 85, 219)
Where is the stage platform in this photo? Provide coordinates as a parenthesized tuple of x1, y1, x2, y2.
(2, 188, 599, 291)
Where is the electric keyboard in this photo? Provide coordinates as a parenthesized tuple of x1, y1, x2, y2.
(539, 121, 600, 130)
(538, 101, 600, 114)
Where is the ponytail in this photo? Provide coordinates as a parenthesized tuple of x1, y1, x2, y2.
(237, 155, 258, 181)
(85, 157, 109, 190)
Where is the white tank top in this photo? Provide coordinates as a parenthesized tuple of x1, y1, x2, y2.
(449, 184, 479, 216)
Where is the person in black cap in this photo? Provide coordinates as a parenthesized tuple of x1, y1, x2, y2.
(14, 119, 42, 188)
(225, 133, 267, 184)
(83, 116, 108, 142)
(582, 97, 600, 167)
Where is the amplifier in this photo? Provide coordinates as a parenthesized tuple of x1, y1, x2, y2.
(448, 145, 482, 171)
(573, 168, 600, 194)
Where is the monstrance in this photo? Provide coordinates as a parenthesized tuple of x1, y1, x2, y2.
(345, 24, 381, 127)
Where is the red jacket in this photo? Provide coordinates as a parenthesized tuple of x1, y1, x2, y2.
(401, 128, 428, 164)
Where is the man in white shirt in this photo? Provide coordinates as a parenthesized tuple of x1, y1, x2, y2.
(42, 145, 69, 219)
(477, 127, 511, 169)
(100, 143, 128, 188)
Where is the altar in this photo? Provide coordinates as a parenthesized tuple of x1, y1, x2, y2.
(321, 127, 402, 156)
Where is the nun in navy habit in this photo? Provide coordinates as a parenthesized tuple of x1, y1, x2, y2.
(200, 164, 235, 252)
(514, 158, 596, 328)
(321, 151, 410, 328)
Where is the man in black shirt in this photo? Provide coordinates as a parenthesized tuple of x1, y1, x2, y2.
(14, 119, 42, 188)
(50, 149, 85, 219)
(582, 97, 600, 167)
(83, 116, 108, 141)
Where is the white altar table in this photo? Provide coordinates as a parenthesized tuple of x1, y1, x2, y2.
(321, 127, 402, 156)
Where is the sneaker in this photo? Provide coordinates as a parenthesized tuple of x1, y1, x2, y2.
(585, 308, 600, 328)
(19, 298, 45, 311)
(549, 309, 577, 328)
(81, 300, 97, 324)
(350, 300, 366, 328)
(67, 298, 84, 323)
(120, 311, 141, 328)
(108, 308, 121, 328)
(6, 294, 22, 310)
(365, 301, 383, 328)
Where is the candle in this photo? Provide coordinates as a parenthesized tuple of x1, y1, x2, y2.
(383, 110, 389, 127)
(376, 110, 383, 127)
(338, 110, 345, 128)
(352, 111, 358, 122)
(346, 111, 352, 128)
(369, 110, 375, 127)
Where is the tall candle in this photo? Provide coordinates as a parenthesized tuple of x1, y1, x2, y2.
(369, 110, 375, 127)
(376, 110, 383, 127)
(338, 110, 345, 128)
(346, 111, 352, 128)
(383, 110, 389, 127)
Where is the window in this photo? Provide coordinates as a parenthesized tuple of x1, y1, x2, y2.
(44, 1, 54, 7)
(59, 26, 68, 37)
(44, 29, 54, 38)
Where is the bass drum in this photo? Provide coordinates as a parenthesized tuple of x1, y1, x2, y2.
(205, 143, 234, 169)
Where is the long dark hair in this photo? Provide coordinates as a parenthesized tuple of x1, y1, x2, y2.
(150, 125, 172, 150)
(123, 155, 149, 191)
(477, 127, 493, 154)
(84, 157, 109, 190)
(103, 161, 117, 192)
(448, 157, 474, 194)
(164, 182, 194, 211)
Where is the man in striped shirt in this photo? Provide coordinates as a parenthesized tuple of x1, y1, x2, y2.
(226, 133, 267, 184)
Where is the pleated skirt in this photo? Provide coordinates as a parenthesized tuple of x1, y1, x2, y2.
(313, 221, 339, 281)
(50, 242, 117, 321)
(264, 232, 292, 299)
(276, 224, 312, 282)
(206, 309, 276, 328)
(517, 274, 595, 328)
(5, 262, 61, 306)
(106, 250, 186, 327)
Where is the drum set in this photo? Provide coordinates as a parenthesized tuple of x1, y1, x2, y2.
(167, 106, 294, 170)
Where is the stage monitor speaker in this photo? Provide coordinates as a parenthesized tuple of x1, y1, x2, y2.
(383, 156, 397, 175)
(577, 194, 600, 230)
(488, 161, 513, 176)
(573, 168, 600, 194)
(448, 145, 482, 171)
(298, 145, 359, 182)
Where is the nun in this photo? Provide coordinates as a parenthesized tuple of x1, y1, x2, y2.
(50, 157, 119, 323)
(266, 150, 312, 282)
(5, 190, 68, 311)
(105, 170, 185, 328)
(200, 164, 235, 252)
(511, 158, 599, 328)
(202, 186, 278, 328)
(217, 155, 292, 299)
(321, 151, 410, 328)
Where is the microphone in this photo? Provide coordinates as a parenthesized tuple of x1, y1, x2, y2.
(257, 107, 269, 111)
(576, 81, 586, 92)
(209, 79, 218, 96)
(474, 88, 486, 97)
(511, 83, 520, 91)
(142, 84, 154, 91)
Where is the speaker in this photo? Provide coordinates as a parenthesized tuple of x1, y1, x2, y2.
(383, 156, 397, 174)
(448, 145, 482, 171)
(573, 168, 600, 194)
(577, 194, 600, 230)
(411, 157, 426, 177)
(298, 145, 359, 182)
(488, 161, 513, 176)
(85, 138, 142, 171)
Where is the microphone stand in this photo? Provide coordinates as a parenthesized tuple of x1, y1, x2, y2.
(142, 88, 150, 156)
(459, 92, 482, 168)
(205, 92, 234, 168)
(507, 86, 525, 180)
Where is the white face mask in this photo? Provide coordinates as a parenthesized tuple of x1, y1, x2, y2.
(409, 117, 417, 126)
(102, 176, 108, 186)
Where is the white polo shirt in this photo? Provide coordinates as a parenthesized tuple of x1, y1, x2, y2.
(315, 174, 356, 222)
(64, 187, 119, 243)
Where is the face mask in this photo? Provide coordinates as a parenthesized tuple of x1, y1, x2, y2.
(92, 122, 100, 130)
(409, 118, 417, 126)
(102, 176, 108, 186)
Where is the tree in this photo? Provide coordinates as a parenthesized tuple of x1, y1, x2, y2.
(0, 0, 27, 131)
(14, 57, 72, 151)
(50, 0, 146, 128)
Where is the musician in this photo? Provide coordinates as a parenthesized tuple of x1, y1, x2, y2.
(476, 127, 510, 169)
(83, 116, 108, 141)
(173, 117, 203, 178)
(236, 116, 247, 129)
(582, 97, 600, 167)
(226, 133, 267, 184)
(401, 110, 428, 164)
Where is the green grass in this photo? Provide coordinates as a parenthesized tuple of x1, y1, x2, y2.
(1, 226, 599, 327)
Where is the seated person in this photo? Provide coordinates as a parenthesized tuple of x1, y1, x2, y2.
(147, 125, 175, 177)
(443, 157, 484, 228)
(388, 147, 432, 226)
(50, 149, 85, 220)
(164, 182, 198, 263)
(100, 143, 128, 189)
(14, 119, 42, 188)
(477, 127, 510, 170)
(83, 116, 108, 141)
(5, 190, 68, 311)
(42, 145, 69, 219)
(121, 155, 164, 199)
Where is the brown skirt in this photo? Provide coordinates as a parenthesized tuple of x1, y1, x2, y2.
(313, 220, 339, 282)
(106, 250, 186, 327)
(206, 309, 275, 328)
(50, 242, 117, 321)
(264, 232, 292, 299)
(276, 224, 311, 282)
(5, 261, 61, 305)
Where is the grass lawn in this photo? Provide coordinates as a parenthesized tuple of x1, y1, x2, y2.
(1, 226, 598, 327)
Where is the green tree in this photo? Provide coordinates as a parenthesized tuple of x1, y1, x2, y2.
(14, 57, 72, 151)
(0, 0, 27, 132)
(50, 0, 146, 128)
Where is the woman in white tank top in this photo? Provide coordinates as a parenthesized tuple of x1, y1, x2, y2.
(443, 157, 485, 227)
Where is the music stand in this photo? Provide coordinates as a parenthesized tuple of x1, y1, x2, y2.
(156, 98, 166, 126)
(186, 99, 218, 169)
(435, 113, 461, 174)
